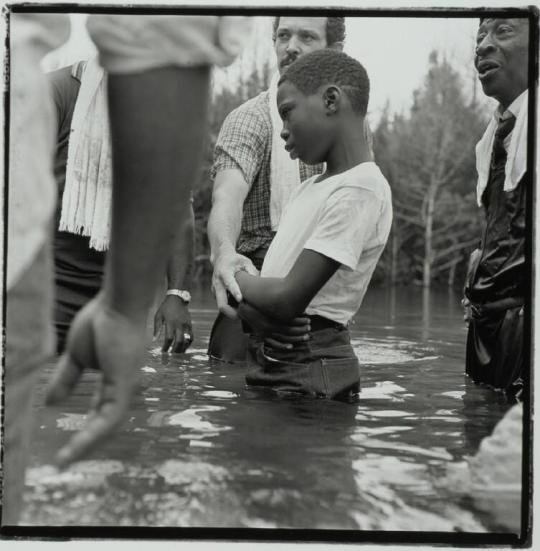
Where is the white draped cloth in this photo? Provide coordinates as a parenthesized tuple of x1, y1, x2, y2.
(475, 90, 528, 207)
(59, 57, 112, 251)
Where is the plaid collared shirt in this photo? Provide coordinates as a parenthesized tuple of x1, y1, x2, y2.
(212, 90, 322, 256)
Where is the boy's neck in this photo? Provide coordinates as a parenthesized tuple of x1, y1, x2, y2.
(324, 118, 371, 178)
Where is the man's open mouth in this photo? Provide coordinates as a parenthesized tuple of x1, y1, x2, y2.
(477, 59, 501, 79)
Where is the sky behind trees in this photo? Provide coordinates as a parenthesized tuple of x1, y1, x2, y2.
(42, 13, 494, 125)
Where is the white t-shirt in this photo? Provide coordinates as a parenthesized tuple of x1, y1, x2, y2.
(260, 162, 393, 326)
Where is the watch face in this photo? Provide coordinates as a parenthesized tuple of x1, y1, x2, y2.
(179, 291, 191, 303)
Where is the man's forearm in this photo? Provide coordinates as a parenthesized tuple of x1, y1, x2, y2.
(207, 201, 242, 261)
(166, 204, 195, 290)
(207, 170, 247, 263)
(103, 67, 210, 320)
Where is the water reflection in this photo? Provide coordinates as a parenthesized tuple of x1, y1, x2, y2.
(461, 378, 513, 455)
(422, 287, 431, 341)
(20, 287, 522, 533)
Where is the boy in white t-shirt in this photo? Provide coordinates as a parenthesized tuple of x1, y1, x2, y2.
(233, 49, 393, 400)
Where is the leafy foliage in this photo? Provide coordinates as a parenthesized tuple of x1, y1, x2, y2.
(372, 52, 488, 288)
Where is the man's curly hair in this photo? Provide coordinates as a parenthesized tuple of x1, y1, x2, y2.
(272, 16, 346, 46)
(278, 49, 369, 116)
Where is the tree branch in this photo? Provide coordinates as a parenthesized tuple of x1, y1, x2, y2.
(433, 237, 480, 261)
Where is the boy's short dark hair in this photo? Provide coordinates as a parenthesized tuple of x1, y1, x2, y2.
(279, 49, 370, 116)
(272, 16, 346, 46)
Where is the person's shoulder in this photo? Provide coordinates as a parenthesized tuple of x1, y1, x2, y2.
(225, 89, 271, 127)
(239, 89, 270, 112)
(342, 162, 391, 203)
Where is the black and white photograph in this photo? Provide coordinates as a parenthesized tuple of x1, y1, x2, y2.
(1, 1, 536, 548)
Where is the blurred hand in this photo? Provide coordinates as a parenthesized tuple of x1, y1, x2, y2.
(45, 294, 146, 469)
(153, 294, 193, 353)
(211, 250, 258, 319)
(237, 302, 310, 350)
(462, 297, 472, 324)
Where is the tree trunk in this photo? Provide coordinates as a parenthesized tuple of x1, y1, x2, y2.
(421, 286, 431, 341)
(448, 259, 458, 288)
(390, 229, 398, 286)
(423, 191, 435, 288)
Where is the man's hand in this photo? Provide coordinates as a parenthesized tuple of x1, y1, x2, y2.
(45, 294, 146, 469)
(237, 302, 310, 350)
(462, 297, 473, 324)
(211, 250, 258, 318)
(153, 294, 193, 353)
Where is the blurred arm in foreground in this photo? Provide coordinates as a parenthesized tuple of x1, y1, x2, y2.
(44, 15, 251, 467)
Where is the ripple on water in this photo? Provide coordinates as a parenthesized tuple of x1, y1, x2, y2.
(356, 438, 454, 461)
(200, 390, 237, 399)
(156, 459, 228, 486)
(352, 426, 413, 438)
(359, 381, 406, 401)
(349, 456, 485, 531)
(26, 460, 124, 490)
(149, 406, 232, 438)
(351, 337, 436, 365)
(141, 366, 157, 373)
(439, 390, 465, 399)
(364, 410, 409, 418)
(56, 413, 87, 431)
(189, 440, 214, 448)
(184, 347, 208, 355)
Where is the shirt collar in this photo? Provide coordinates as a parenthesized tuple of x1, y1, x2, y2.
(495, 89, 528, 122)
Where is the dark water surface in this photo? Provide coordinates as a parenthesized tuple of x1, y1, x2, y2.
(22, 287, 520, 533)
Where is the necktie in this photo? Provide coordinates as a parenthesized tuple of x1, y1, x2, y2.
(491, 114, 516, 170)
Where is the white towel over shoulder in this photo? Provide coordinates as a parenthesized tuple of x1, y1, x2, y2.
(59, 57, 112, 251)
(475, 91, 528, 207)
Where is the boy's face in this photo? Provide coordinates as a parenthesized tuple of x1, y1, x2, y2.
(277, 80, 330, 165)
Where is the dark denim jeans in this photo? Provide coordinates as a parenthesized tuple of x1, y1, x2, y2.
(246, 325, 360, 400)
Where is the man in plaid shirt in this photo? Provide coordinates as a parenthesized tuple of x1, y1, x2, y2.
(207, 16, 346, 362)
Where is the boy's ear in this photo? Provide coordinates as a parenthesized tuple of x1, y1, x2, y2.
(329, 41, 344, 52)
(322, 85, 341, 115)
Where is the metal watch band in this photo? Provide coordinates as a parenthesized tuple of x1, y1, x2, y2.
(166, 289, 191, 303)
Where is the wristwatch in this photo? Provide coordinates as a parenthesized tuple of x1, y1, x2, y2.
(166, 289, 191, 303)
